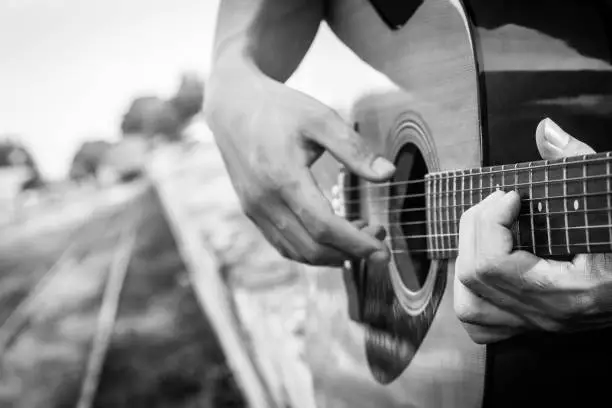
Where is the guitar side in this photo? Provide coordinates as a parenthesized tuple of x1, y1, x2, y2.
(307, 0, 612, 407)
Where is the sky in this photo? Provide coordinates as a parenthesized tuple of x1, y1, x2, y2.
(0, 0, 392, 180)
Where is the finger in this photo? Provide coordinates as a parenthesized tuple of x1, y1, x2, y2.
(352, 220, 388, 244)
(457, 192, 521, 296)
(282, 170, 389, 263)
(258, 202, 350, 266)
(458, 190, 504, 253)
(303, 109, 395, 182)
(457, 190, 517, 267)
(362, 224, 387, 241)
(454, 274, 527, 328)
(481, 190, 521, 229)
(254, 216, 306, 262)
(461, 322, 522, 344)
(351, 219, 368, 230)
(535, 118, 595, 160)
(267, 213, 350, 266)
(473, 251, 581, 323)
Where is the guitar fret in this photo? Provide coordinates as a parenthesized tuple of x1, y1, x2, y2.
(426, 176, 433, 254)
(441, 174, 447, 256)
(426, 152, 612, 258)
(453, 172, 458, 249)
(469, 170, 474, 207)
(437, 174, 443, 256)
(545, 160, 552, 255)
(514, 163, 521, 246)
(431, 175, 438, 256)
(445, 174, 451, 255)
(582, 155, 591, 252)
(461, 170, 466, 217)
(608, 152, 612, 251)
(563, 158, 570, 253)
(528, 162, 536, 253)
(479, 167, 483, 202)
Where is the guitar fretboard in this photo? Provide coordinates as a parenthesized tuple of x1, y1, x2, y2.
(425, 151, 612, 259)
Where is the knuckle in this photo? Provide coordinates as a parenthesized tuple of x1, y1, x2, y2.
(473, 255, 497, 281)
(308, 221, 333, 243)
(456, 255, 491, 289)
(469, 331, 491, 345)
(454, 300, 469, 322)
(565, 293, 596, 320)
(535, 317, 564, 332)
(314, 108, 338, 129)
(455, 256, 472, 284)
(302, 108, 336, 138)
(273, 244, 293, 261)
(455, 301, 480, 325)
(302, 245, 326, 265)
(576, 292, 597, 315)
(260, 172, 285, 195)
(459, 322, 491, 345)
(239, 190, 264, 217)
(453, 284, 480, 324)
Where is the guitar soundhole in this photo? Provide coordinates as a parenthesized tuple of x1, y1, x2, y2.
(389, 144, 430, 292)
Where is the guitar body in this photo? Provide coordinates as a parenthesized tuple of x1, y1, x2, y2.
(305, 1, 612, 407)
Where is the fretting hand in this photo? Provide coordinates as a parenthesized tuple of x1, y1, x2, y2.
(454, 118, 612, 344)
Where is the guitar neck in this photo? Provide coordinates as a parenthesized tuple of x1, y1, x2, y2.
(425, 151, 612, 260)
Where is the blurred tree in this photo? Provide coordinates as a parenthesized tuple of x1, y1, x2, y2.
(120, 96, 169, 136)
(120, 72, 205, 141)
(170, 72, 205, 123)
(0, 138, 44, 190)
(69, 140, 112, 182)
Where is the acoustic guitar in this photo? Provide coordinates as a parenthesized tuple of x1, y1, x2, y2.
(304, 0, 612, 407)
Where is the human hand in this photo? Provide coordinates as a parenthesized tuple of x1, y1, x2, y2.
(205, 73, 394, 266)
(454, 118, 612, 344)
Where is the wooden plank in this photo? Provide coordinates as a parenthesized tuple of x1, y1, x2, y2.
(148, 146, 278, 408)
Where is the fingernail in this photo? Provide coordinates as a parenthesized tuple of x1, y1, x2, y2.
(372, 157, 395, 176)
(544, 118, 570, 149)
(369, 250, 389, 265)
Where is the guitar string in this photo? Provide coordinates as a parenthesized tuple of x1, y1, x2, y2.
(387, 218, 611, 229)
(378, 223, 612, 239)
(343, 210, 612, 236)
(340, 153, 611, 193)
(387, 241, 612, 256)
(339, 173, 612, 197)
(340, 189, 612, 205)
(381, 225, 612, 241)
(355, 204, 612, 216)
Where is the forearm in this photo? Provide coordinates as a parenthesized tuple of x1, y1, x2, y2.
(209, 0, 324, 83)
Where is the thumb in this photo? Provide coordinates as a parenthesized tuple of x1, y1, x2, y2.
(535, 118, 595, 160)
(307, 111, 395, 182)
